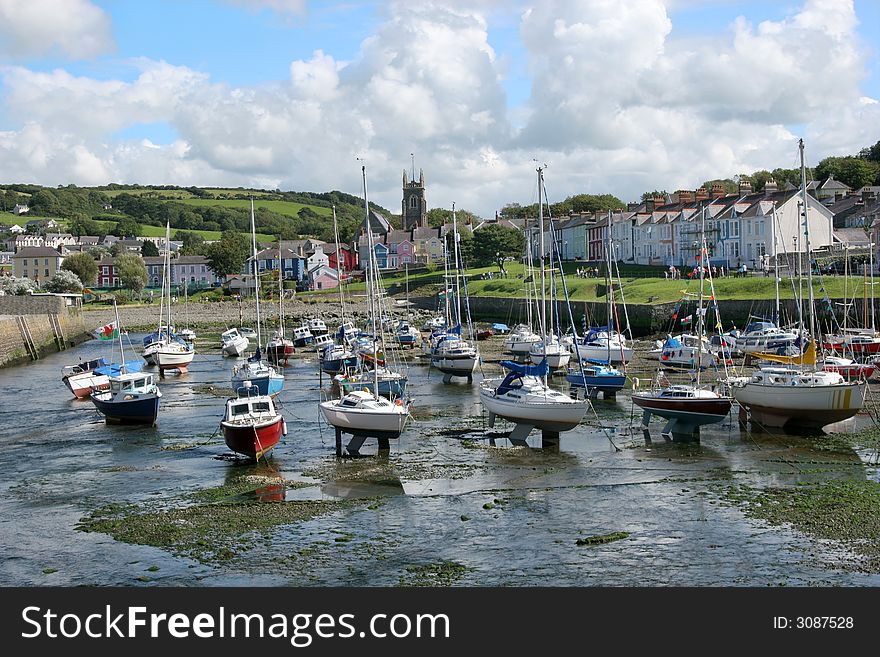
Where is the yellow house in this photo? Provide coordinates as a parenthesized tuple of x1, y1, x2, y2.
(12, 246, 63, 284)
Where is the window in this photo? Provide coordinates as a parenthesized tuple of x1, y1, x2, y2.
(103, 265, 109, 275)
(22, 259, 27, 266)
(44, 258, 49, 265)
(409, 196, 417, 208)
(732, 222, 740, 237)
(45, 268, 49, 277)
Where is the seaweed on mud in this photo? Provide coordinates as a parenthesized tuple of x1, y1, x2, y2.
(575, 531, 630, 546)
(718, 480, 880, 573)
(76, 472, 352, 565)
(398, 561, 470, 587)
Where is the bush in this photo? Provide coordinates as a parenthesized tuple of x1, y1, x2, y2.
(44, 270, 84, 294)
(0, 276, 39, 295)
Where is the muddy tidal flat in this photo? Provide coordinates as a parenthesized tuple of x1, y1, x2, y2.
(2, 327, 880, 587)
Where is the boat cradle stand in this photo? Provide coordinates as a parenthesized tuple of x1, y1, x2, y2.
(487, 412, 560, 447)
(334, 427, 390, 458)
(639, 409, 701, 443)
(442, 373, 473, 384)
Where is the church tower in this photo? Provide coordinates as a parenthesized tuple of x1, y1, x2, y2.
(402, 168, 426, 230)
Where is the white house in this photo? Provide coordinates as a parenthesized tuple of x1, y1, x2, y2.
(306, 244, 329, 272)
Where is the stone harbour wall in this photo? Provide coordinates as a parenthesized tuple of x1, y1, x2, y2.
(0, 296, 88, 368)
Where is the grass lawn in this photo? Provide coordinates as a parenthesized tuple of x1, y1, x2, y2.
(350, 262, 862, 305)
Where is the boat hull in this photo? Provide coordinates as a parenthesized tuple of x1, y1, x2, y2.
(91, 393, 161, 425)
(64, 372, 110, 399)
(573, 343, 633, 364)
(231, 372, 284, 397)
(566, 372, 626, 393)
(430, 354, 478, 376)
(221, 338, 249, 357)
(156, 350, 194, 372)
(632, 395, 731, 426)
(319, 402, 408, 438)
(732, 381, 866, 429)
(478, 385, 588, 432)
(222, 416, 284, 460)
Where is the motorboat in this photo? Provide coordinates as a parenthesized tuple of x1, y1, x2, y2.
(221, 382, 286, 461)
(91, 370, 161, 425)
(220, 328, 249, 357)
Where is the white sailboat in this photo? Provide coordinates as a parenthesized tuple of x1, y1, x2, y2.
(479, 165, 589, 444)
(430, 203, 479, 382)
(320, 163, 410, 454)
(155, 222, 195, 373)
(633, 206, 732, 440)
(528, 224, 569, 370)
(727, 139, 866, 431)
(266, 245, 295, 365)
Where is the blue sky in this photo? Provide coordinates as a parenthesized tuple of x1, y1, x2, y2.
(0, 0, 878, 217)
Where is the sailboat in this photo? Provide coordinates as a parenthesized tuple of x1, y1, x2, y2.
(633, 205, 732, 440)
(320, 164, 410, 453)
(528, 214, 570, 371)
(430, 204, 479, 382)
(479, 165, 589, 443)
(266, 246, 295, 364)
(155, 222, 195, 374)
(320, 206, 359, 375)
(502, 233, 541, 355)
(567, 211, 626, 397)
(727, 139, 866, 430)
(231, 198, 285, 397)
(91, 300, 162, 424)
(178, 279, 196, 343)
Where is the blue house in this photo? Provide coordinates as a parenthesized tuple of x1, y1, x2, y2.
(255, 247, 306, 282)
(373, 243, 389, 269)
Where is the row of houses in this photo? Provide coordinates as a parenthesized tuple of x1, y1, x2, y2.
(536, 182, 880, 270)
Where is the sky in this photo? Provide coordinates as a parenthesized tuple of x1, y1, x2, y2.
(0, 0, 878, 218)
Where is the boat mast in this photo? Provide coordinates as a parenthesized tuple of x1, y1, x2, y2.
(697, 206, 706, 390)
(332, 205, 346, 330)
(871, 237, 876, 333)
(114, 298, 126, 373)
(164, 222, 172, 334)
(537, 165, 548, 382)
(249, 197, 262, 352)
(606, 209, 613, 364)
(278, 243, 284, 336)
(361, 164, 380, 401)
(799, 138, 817, 366)
(452, 203, 463, 329)
(771, 206, 780, 326)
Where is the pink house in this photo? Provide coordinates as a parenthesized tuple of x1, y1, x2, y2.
(309, 264, 339, 290)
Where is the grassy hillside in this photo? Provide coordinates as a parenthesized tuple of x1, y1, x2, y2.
(86, 219, 275, 243)
(176, 198, 333, 218)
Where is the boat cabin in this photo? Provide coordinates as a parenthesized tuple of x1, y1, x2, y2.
(110, 373, 155, 393)
(225, 396, 276, 420)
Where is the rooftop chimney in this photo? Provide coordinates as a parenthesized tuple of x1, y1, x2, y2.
(695, 187, 709, 202)
(738, 179, 753, 196)
(652, 195, 665, 208)
(764, 178, 778, 195)
(711, 182, 726, 199)
(675, 189, 695, 204)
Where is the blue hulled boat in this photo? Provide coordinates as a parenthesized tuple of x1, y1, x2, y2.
(91, 370, 161, 424)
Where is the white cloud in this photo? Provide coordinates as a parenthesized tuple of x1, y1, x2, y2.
(0, 0, 876, 217)
(0, 0, 114, 59)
